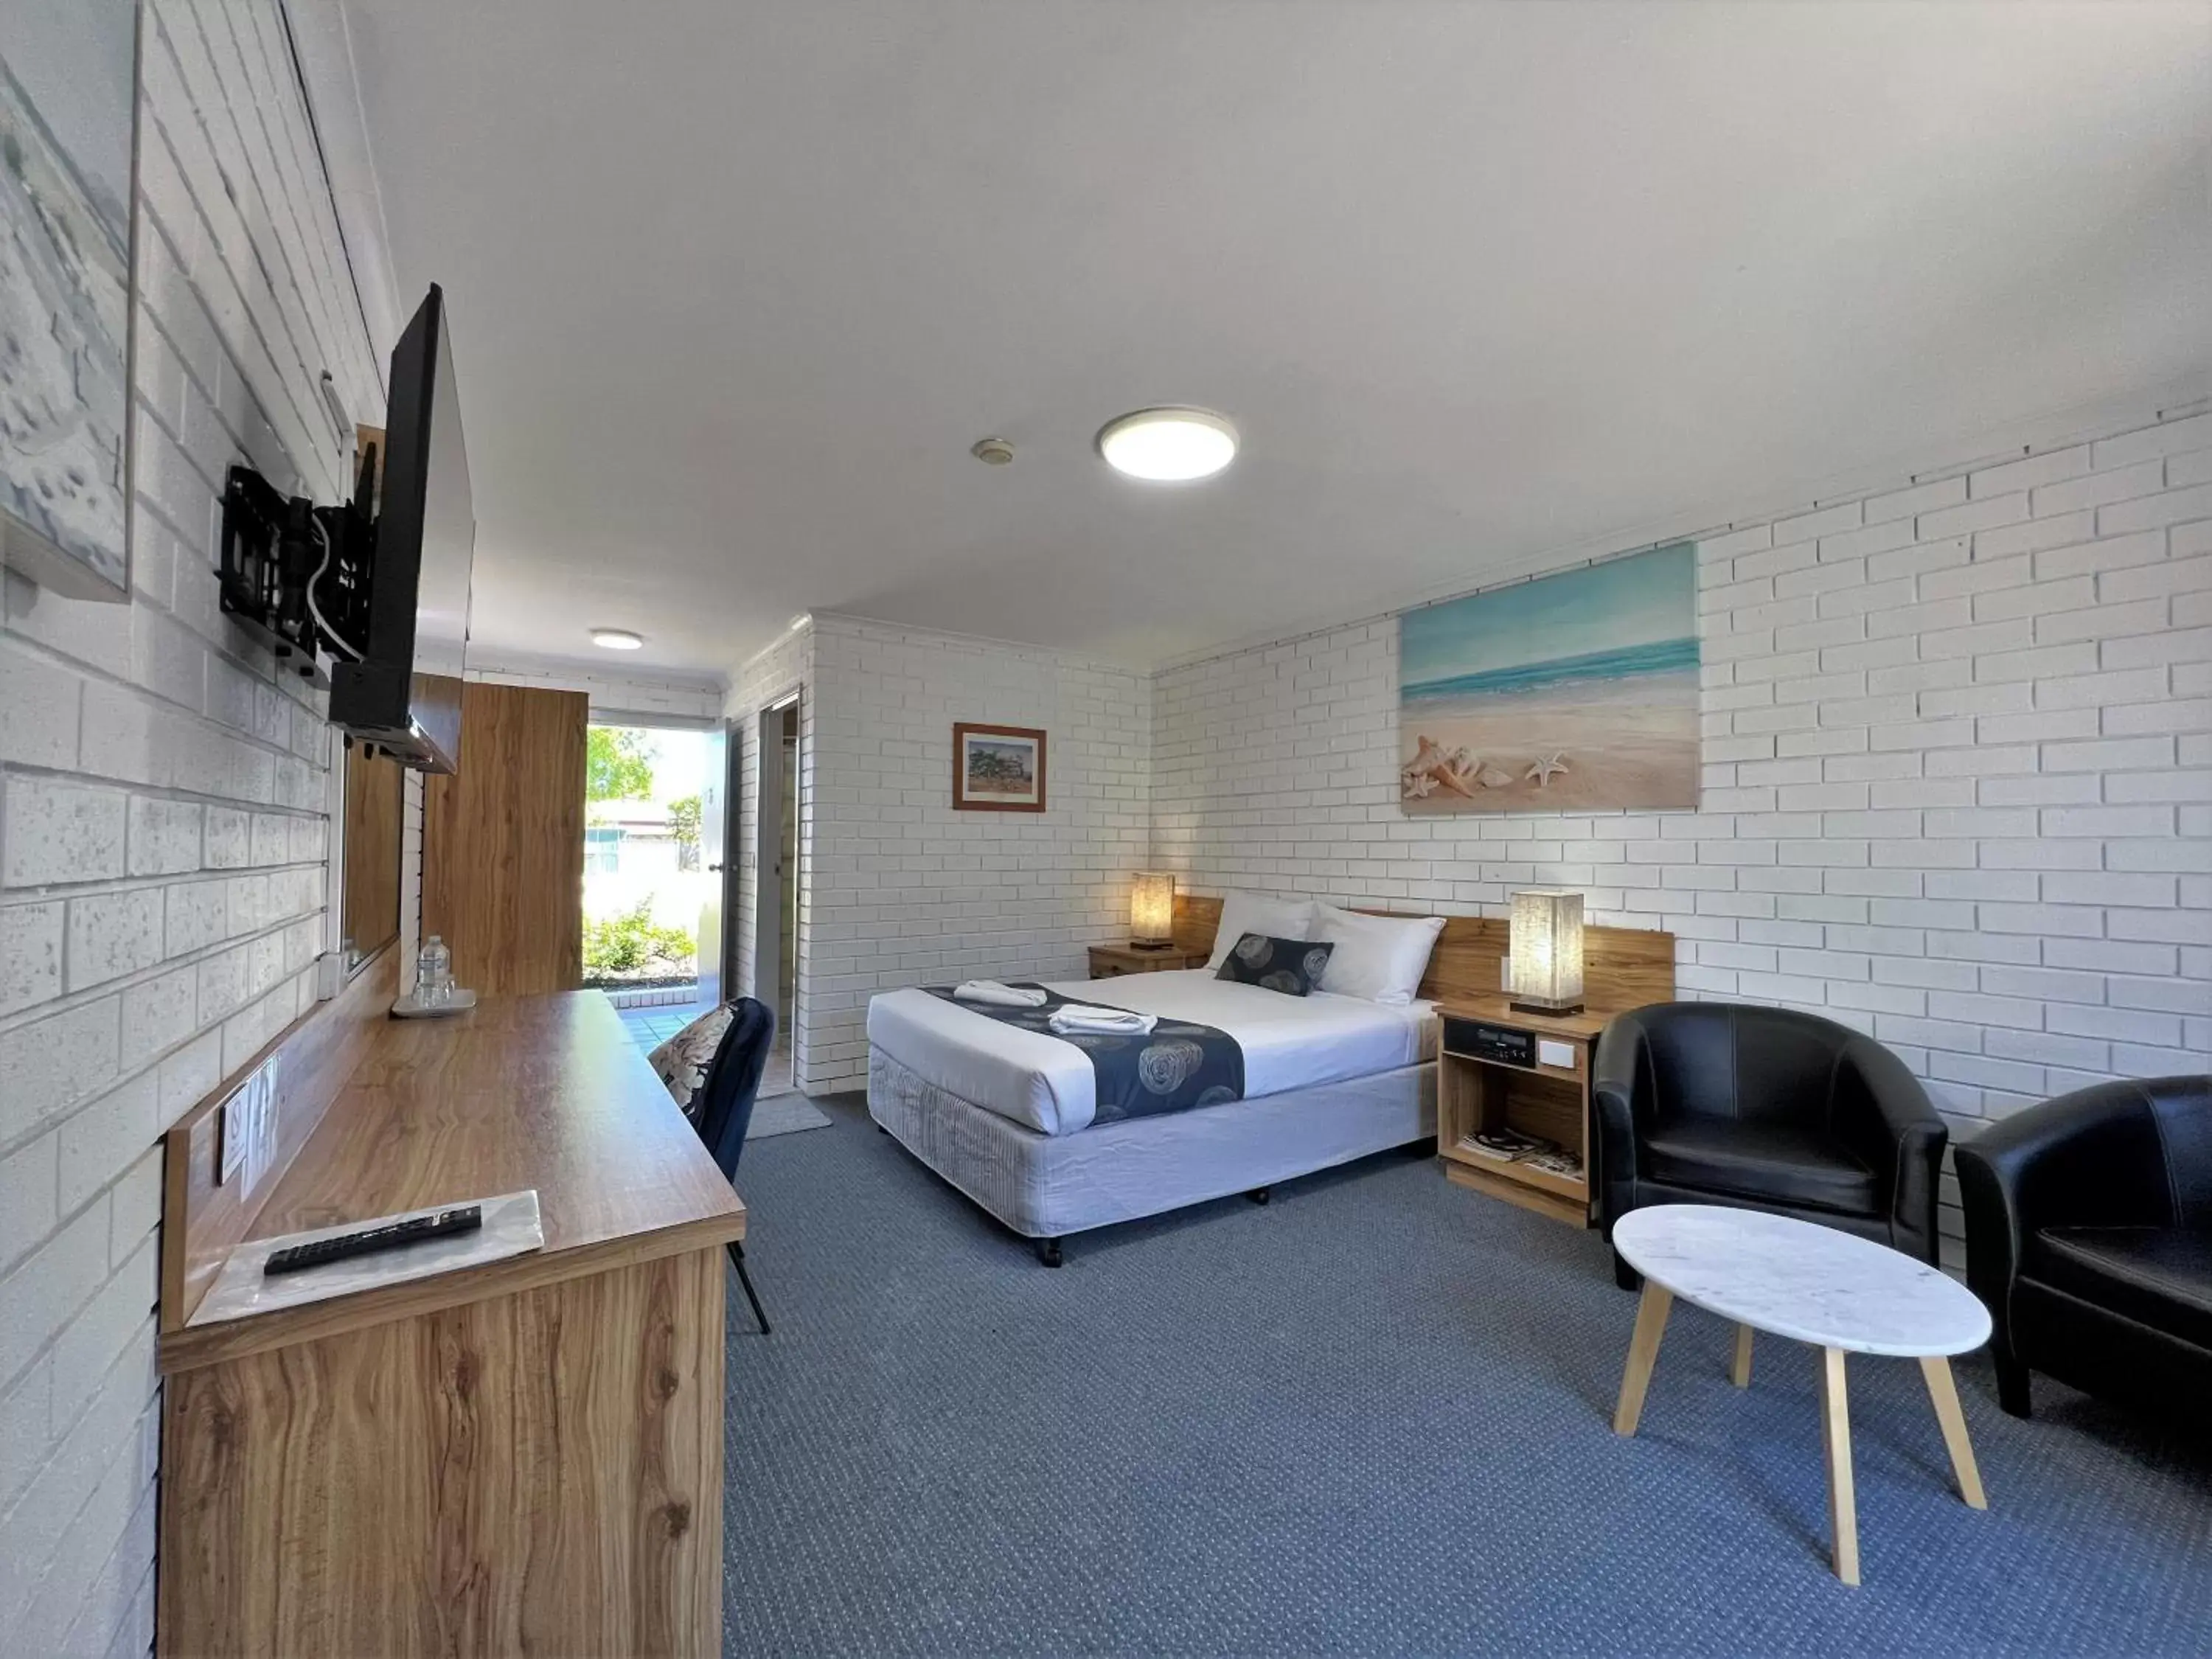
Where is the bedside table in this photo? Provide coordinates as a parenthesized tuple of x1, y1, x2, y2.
(1433, 997, 1610, 1229)
(1088, 944, 1208, 978)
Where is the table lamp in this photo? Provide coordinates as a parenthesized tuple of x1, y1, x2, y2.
(1509, 888, 1585, 1014)
(1130, 872, 1177, 950)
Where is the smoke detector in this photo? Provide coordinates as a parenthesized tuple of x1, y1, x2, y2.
(970, 437, 1015, 465)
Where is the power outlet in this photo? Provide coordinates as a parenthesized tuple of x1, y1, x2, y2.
(217, 1054, 284, 1193)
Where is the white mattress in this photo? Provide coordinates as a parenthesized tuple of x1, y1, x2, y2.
(864, 970, 1437, 1136)
(869, 1047, 1436, 1240)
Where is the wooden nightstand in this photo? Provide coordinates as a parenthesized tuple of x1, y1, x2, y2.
(1088, 944, 1208, 978)
(1433, 997, 1610, 1228)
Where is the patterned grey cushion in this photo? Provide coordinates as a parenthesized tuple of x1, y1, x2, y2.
(1213, 932, 1334, 998)
(648, 1004, 734, 1120)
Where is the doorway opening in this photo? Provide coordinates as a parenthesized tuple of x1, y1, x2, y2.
(754, 698, 800, 1096)
(582, 723, 712, 1012)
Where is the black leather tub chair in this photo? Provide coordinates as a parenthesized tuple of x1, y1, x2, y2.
(1594, 1003, 1949, 1287)
(1954, 1076, 2212, 1420)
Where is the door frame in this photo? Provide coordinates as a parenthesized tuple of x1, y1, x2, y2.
(752, 693, 799, 1028)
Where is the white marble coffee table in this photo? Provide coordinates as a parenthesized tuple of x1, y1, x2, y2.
(1609, 1204, 1993, 1586)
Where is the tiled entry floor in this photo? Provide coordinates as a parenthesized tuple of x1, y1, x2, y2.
(617, 1002, 796, 1099)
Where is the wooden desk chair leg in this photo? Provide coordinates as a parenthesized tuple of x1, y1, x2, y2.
(1919, 1355, 1988, 1509)
(1613, 1282, 1673, 1436)
(1731, 1324, 1754, 1388)
(1819, 1346, 1860, 1586)
(727, 1239, 771, 1334)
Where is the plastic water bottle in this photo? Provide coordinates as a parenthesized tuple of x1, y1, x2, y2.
(418, 936, 452, 1007)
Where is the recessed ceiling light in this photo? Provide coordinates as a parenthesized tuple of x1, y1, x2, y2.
(1096, 407, 1237, 482)
(590, 628, 644, 651)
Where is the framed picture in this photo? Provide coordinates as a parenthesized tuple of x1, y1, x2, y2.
(1399, 541, 1700, 814)
(953, 723, 1046, 813)
(0, 0, 139, 602)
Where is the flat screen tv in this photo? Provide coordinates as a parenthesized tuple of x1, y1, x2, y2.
(329, 284, 474, 773)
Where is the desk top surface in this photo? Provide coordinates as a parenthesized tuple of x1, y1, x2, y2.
(244, 990, 742, 1250)
(161, 990, 744, 1373)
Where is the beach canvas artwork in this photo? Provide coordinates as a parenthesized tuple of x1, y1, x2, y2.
(0, 1, 136, 599)
(1399, 543, 1700, 814)
(952, 723, 1048, 812)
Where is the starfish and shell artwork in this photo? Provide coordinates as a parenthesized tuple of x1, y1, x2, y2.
(1398, 543, 1700, 814)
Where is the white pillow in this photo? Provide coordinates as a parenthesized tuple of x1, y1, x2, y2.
(1205, 891, 1318, 971)
(1312, 904, 1446, 1005)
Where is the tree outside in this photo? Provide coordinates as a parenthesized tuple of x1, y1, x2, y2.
(582, 726, 709, 987)
(667, 794, 701, 871)
(588, 726, 656, 801)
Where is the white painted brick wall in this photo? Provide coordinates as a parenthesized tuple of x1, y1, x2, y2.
(785, 616, 1152, 1093)
(0, 4, 380, 1651)
(1153, 403, 2212, 1261)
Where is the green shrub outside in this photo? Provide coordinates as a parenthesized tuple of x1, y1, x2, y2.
(583, 902, 697, 977)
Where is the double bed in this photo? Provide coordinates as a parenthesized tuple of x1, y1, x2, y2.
(867, 901, 1446, 1260)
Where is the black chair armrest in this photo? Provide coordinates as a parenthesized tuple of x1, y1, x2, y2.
(1832, 1036, 1947, 1259)
(1592, 1012, 1653, 1231)
(1835, 1034, 1944, 1151)
(1955, 1082, 2175, 1240)
(1952, 1081, 2175, 1356)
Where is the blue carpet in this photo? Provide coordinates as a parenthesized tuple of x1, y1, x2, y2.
(723, 1097, 2212, 1657)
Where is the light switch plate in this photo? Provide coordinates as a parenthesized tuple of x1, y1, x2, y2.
(218, 1095, 247, 1184)
(1537, 1038, 1576, 1071)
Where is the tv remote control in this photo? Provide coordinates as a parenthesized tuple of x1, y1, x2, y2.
(263, 1205, 483, 1276)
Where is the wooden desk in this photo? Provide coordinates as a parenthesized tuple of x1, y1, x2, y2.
(156, 978, 743, 1656)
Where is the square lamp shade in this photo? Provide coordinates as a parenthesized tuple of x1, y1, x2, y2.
(1509, 889, 1586, 1014)
(1130, 872, 1177, 948)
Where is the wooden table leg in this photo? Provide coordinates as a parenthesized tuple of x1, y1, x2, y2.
(1919, 1355, 1988, 1509)
(1818, 1346, 1860, 1586)
(1613, 1281, 1673, 1436)
(1730, 1324, 1754, 1388)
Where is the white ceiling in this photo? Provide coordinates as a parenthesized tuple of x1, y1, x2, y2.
(330, 0, 2212, 679)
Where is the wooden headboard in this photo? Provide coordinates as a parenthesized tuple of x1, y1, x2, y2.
(1172, 894, 1674, 1012)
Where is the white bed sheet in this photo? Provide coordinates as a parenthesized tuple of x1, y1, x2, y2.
(864, 970, 1436, 1136)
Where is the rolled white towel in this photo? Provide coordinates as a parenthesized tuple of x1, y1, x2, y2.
(953, 979, 1048, 1008)
(1048, 1005, 1158, 1036)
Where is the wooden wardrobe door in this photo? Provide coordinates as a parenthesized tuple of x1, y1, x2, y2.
(422, 683, 588, 994)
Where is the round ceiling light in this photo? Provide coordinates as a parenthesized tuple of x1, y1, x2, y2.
(1096, 407, 1238, 482)
(590, 627, 644, 651)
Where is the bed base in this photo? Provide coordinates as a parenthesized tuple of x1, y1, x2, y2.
(868, 1046, 1434, 1263)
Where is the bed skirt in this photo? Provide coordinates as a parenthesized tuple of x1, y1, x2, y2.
(868, 1046, 1436, 1240)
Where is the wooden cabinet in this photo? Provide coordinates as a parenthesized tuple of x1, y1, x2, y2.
(157, 987, 742, 1656)
(1435, 1000, 1606, 1227)
(422, 682, 588, 995)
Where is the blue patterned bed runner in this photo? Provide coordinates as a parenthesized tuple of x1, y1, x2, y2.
(921, 984, 1245, 1125)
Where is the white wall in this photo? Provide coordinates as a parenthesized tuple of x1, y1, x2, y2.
(1155, 401, 2211, 1254)
(794, 615, 1152, 1092)
(0, 3, 383, 1651)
